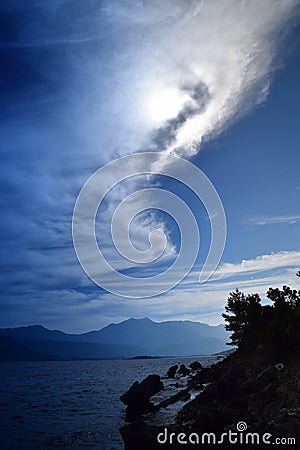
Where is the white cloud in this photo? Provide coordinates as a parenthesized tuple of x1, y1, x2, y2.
(247, 215, 300, 225)
(91, 0, 299, 158)
(214, 250, 300, 279)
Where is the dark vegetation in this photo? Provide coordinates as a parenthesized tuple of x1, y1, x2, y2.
(222, 272, 300, 365)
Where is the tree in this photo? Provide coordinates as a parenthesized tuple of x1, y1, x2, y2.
(222, 273, 300, 360)
(222, 289, 262, 346)
(267, 285, 300, 311)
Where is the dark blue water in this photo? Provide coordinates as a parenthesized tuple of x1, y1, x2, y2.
(0, 356, 218, 449)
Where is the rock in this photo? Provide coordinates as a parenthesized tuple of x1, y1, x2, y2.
(189, 361, 203, 371)
(120, 420, 164, 450)
(178, 364, 190, 376)
(120, 374, 164, 413)
(167, 364, 178, 378)
(255, 366, 278, 386)
(267, 407, 300, 441)
(158, 389, 191, 408)
(121, 421, 189, 449)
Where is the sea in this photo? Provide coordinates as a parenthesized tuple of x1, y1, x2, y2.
(0, 356, 220, 450)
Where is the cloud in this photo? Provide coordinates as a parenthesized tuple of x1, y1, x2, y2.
(2, 255, 298, 333)
(151, 81, 211, 152)
(66, 0, 299, 286)
(246, 215, 300, 225)
(214, 250, 300, 279)
(2, 1, 299, 161)
(100, 0, 299, 157)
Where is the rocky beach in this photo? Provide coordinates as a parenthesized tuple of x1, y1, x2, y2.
(120, 350, 300, 449)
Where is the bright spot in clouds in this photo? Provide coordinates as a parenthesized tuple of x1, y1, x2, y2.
(145, 88, 189, 124)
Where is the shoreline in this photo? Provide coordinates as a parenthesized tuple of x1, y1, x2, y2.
(120, 350, 300, 449)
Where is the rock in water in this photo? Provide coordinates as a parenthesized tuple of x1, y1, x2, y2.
(178, 364, 190, 376)
(120, 374, 164, 413)
(167, 364, 178, 378)
(189, 361, 203, 371)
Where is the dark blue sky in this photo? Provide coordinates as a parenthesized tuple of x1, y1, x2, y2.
(1, 0, 300, 332)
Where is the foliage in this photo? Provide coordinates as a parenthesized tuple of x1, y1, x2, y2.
(222, 290, 261, 346)
(222, 273, 300, 362)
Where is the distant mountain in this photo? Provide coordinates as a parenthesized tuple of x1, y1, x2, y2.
(0, 318, 229, 360)
(82, 318, 229, 356)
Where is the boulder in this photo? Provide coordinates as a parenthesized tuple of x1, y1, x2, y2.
(120, 420, 164, 450)
(178, 364, 190, 376)
(120, 374, 164, 412)
(189, 361, 203, 371)
(167, 364, 178, 378)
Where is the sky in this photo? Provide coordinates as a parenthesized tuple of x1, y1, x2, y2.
(1, 0, 300, 333)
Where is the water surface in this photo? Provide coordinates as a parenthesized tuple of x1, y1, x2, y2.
(0, 356, 218, 449)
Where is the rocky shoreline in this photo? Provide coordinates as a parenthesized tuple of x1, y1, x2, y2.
(120, 350, 300, 449)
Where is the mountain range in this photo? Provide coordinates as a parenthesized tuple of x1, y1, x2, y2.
(0, 318, 229, 360)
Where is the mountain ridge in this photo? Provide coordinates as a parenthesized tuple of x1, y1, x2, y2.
(0, 318, 229, 360)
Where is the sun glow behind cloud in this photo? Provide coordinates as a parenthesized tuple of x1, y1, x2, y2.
(145, 87, 189, 124)
(106, 0, 299, 158)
